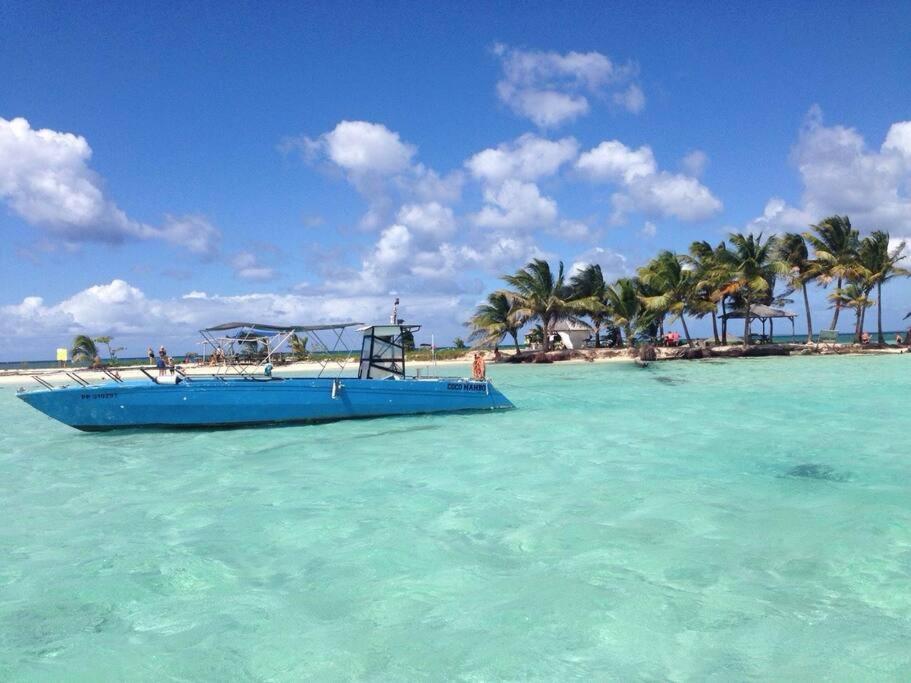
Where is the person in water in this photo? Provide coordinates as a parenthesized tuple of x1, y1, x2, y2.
(472, 352, 486, 380)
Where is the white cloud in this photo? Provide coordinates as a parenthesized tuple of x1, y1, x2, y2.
(0, 117, 220, 255)
(493, 44, 642, 127)
(231, 251, 277, 281)
(474, 179, 558, 230)
(746, 198, 813, 234)
(577, 141, 657, 183)
(681, 150, 708, 177)
(569, 246, 629, 282)
(159, 214, 221, 257)
(554, 219, 591, 241)
(0, 279, 469, 347)
(304, 120, 415, 177)
(290, 120, 462, 230)
(396, 202, 456, 239)
(749, 108, 911, 233)
(466, 133, 579, 185)
(641, 220, 657, 237)
(576, 139, 721, 222)
(373, 224, 412, 268)
(612, 84, 645, 114)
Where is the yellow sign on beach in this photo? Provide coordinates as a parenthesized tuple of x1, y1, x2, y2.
(56, 348, 68, 362)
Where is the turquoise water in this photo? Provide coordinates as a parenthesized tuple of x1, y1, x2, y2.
(1, 355, 910, 680)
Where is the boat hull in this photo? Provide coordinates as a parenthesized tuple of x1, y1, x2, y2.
(16, 376, 514, 431)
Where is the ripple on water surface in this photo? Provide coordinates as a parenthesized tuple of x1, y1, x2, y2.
(1, 355, 911, 679)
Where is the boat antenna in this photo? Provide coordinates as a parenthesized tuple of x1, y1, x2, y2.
(390, 297, 400, 324)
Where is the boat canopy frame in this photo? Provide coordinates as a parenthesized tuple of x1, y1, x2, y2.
(199, 321, 364, 377)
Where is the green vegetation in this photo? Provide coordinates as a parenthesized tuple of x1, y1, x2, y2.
(469, 217, 909, 350)
(289, 333, 309, 360)
(467, 292, 522, 352)
(71, 335, 98, 364)
(92, 335, 125, 363)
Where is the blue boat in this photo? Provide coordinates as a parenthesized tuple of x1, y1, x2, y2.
(16, 321, 513, 431)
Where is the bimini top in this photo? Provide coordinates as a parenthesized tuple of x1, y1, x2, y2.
(202, 321, 364, 333)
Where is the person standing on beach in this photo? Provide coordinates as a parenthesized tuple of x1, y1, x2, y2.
(147, 346, 155, 365)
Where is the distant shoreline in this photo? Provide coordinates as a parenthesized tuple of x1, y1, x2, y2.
(0, 342, 906, 387)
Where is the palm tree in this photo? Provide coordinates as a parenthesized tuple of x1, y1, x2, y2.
(833, 283, 873, 342)
(289, 333, 308, 360)
(569, 264, 609, 347)
(777, 233, 818, 343)
(718, 233, 780, 347)
(638, 251, 696, 347)
(858, 231, 909, 344)
(500, 259, 587, 352)
(684, 240, 726, 344)
(805, 215, 861, 330)
(71, 335, 98, 364)
(468, 291, 522, 353)
(604, 277, 640, 347)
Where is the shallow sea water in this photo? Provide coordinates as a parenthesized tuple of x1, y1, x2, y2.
(1, 354, 910, 680)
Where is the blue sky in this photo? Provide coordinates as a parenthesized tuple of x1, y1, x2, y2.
(2, 1, 911, 359)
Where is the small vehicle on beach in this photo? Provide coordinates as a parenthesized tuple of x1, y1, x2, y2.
(16, 318, 513, 431)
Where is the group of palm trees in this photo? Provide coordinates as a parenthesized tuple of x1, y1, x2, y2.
(469, 216, 909, 351)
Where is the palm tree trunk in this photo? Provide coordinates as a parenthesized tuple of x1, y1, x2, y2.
(711, 308, 719, 344)
(624, 324, 632, 348)
(877, 281, 884, 344)
(830, 276, 842, 330)
(802, 284, 813, 343)
(854, 306, 862, 343)
(743, 299, 751, 348)
(511, 331, 520, 354)
(721, 297, 728, 344)
(680, 315, 693, 348)
(594, 324, 601, 348)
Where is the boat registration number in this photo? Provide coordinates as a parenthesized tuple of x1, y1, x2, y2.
(81, 392, 118, 400)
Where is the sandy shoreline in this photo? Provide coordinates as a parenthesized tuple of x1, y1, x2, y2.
(0, 344, 906, 388)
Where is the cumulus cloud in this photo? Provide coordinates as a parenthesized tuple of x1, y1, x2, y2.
(748, 107, 911, 234)
(396, 202, 456, 240)
(0, 279, 469, 348)
(288, 120, 462, 230)
(465, 133, 579, 185)
(298, 120, 415, 179)
(493, 44, 643, 127)
(576, 139, 722, 222)
(474, 179, 558, 230)
(0, 117, 220, 255)
(577, 141, 657, 183)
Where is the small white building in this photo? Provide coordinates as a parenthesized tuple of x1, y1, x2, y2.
(552, 320, 591, 350)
